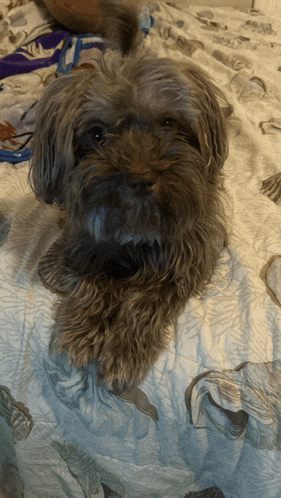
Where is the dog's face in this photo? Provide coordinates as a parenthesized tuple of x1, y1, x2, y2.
(29, 52, 229, 389)
(30, 53, 228, 281)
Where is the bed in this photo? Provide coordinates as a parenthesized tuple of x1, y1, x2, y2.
(1, 1, 281, 497)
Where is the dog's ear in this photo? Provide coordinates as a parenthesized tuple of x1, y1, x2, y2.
(181, 64, 231, 182)
(29, 73, 86, 206)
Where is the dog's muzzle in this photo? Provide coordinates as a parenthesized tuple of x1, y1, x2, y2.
(75, 171, 163, 246)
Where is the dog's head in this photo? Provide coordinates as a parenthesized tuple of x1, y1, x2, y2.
(29, 53, 229, 282)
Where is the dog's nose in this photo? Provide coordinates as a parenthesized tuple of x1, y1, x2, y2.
(112, 172, 154, 199)
(128, 178, 154, 196)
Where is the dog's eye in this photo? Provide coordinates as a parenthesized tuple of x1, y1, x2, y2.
(74, 122, 109, 160)
(160, 117, 177, 129)
(160, 117, 200, 152)
(89, 124, 108, 144)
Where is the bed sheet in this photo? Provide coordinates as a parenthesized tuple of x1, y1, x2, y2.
(1, 1, 281, 497)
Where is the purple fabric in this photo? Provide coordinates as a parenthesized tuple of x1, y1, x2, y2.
(0, 31, 72, 79)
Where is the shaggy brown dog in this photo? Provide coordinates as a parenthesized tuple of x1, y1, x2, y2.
(28, 51, 229, 391)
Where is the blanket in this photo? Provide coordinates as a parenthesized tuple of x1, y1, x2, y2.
(1, 1, 281, 497)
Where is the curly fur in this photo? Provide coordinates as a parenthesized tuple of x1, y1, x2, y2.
(29, 51, 229, 390)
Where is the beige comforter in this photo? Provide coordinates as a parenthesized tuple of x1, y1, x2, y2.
(1, 1, 281, 497)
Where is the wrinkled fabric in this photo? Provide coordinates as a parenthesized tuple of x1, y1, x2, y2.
(1, 1, 281, 497)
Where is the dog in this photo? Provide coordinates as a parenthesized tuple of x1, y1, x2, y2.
(28, 49, 230, 392)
